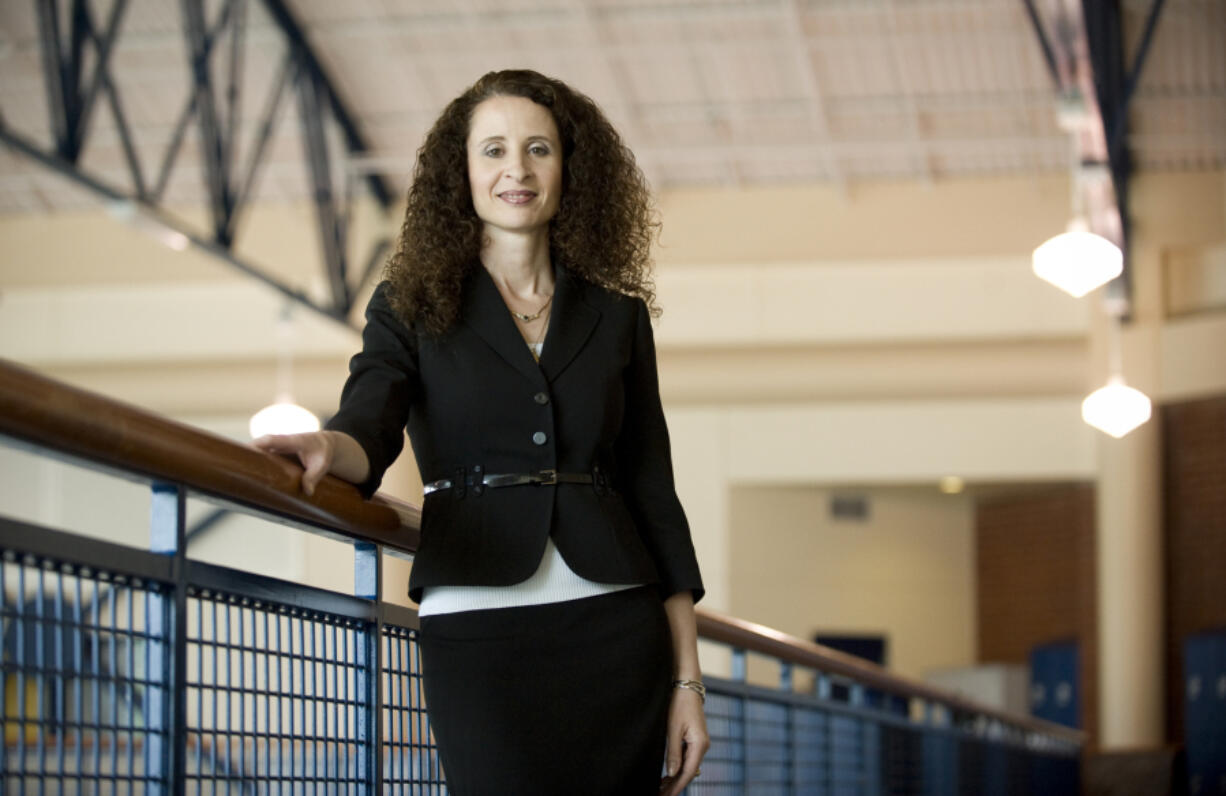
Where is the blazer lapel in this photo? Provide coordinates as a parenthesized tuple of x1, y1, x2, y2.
(538, 265, 600, 384)
(460, 266, 548, 388)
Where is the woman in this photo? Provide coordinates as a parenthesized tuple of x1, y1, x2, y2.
(256, 69, 708, 795)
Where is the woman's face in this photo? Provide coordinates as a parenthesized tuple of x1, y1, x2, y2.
(466, 95, 563, 237)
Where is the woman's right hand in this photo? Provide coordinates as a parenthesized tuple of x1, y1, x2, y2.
(253, 431, 340, 496)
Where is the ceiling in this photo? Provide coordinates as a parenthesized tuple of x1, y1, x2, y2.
(0, 0, 1222, 215)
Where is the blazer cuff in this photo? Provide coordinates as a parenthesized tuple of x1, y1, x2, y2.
(658, 575, 705, 605)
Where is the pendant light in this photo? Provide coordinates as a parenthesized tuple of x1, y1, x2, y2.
(249, 400, 321, 439)
(1032, 218, 1123, 298)
(249, 303, 320, 439)
(1033, 146, 1123, 298)
(1081, 376, 1152, 438)
(1081, 313, 1152, 439)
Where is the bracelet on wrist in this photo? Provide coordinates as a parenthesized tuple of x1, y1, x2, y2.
(673, 678, 706, 703)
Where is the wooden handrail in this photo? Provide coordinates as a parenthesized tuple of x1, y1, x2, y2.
(696, 608, 1085, 743)
(0, 359, 418, 554)
(0, 358, 1081, 745)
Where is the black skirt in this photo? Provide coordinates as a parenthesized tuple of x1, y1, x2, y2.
(418, 585, 673, 796)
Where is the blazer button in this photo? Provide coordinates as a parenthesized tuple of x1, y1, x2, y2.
(534, 392, 549, 405)
(532, 431, 548, 445)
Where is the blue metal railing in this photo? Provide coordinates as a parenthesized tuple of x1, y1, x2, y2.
(0, 360, 1082, 793)
(1, 514, 445, 793)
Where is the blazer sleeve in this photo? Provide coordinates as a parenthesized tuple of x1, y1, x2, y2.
(324, 282, 419, 498)
(616, 298, 705, 603)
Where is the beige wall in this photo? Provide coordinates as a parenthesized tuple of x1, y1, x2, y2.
(728, 485, 976, 686)
(667, 396, 1095, 679)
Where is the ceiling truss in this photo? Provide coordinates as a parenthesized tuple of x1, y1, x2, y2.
(0, 0, 395, 328)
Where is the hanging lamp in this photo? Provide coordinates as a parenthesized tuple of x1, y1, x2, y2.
(1081, 376, 1152, 438)
(249, 304, 320, 438)
(1081, 314, 1152, 439)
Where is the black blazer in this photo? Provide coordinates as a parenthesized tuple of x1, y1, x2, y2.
(326, 264, 704, 605)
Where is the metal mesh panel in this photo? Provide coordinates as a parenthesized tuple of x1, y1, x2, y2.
(184, 588, 371, 793)
(381, 623, 446, 794)
(682, 682, 1082, 796)
(793, 707, 832, 792)
(690, 689, 888, 796)
(2, 551, 171, 793)
(880, 723, 924, 796)
(746, 698, 789, 791)
(696, 689, 744, 789)
(830, 713, 871, 794)
(957, 738, 989, 796)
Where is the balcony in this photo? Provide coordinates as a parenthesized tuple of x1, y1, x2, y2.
(0, 359, 1081, 793)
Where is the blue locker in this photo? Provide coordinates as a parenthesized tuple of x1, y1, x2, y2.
(1184, 629, 1226, 796)
(1029, 641, 1079, 729)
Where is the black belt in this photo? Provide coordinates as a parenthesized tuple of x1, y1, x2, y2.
(423, 468, 603, 496)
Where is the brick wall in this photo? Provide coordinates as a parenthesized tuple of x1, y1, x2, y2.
(1162, 394, 1226, 743)
(974, 394, 1226, 750)
(976, 484, 1098, 747)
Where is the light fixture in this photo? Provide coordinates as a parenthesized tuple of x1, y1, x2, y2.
(249, 399, 320, 438)
(1032, 218, 1122, 298)
(249, 303, 320, 439)
(1081, 313, 1152, 439)
(1081, 375, 1152, 439)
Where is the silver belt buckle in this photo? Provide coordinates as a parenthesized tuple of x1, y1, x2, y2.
(538, 469, 558, 486)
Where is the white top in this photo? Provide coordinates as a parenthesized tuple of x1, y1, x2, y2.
(416, 337, 644, 617)
(417, 537, 639, 616)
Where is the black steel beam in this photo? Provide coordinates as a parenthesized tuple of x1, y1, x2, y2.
(1082, 0, 1132, 301)
(224, 0, 246, 190)
(298, 64, 351, 313)
(76, 0, 129, 163)
(259, 0, 393, 208)
(94, 23, 149, 198)
(228, 52, 294, 241)
(1081, 0, 1167, 306)
(181, 0, 237, 246)
(35, 0, 71, 155)
(33, 0, 131, 164)
(0, 118, 352, 329)
(70, 1, 88, 123)
(1022, 0, 1062, 90)
(153, 2, 240, 204)
(1111, 0, 1167, 152)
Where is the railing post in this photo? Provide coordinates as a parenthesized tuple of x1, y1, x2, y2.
(354, 541, 383, 792)
(816, 673, 832, 794)
(149, 483, 188, 796)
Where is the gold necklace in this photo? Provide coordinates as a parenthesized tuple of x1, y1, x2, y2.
(530, 307, 551, 362)
(510, 294, 553, 322)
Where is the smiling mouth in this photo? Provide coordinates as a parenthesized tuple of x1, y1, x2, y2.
(498, 191, 537, 204)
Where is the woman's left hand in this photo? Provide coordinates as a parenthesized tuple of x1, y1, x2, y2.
(660, 687, 709, 795)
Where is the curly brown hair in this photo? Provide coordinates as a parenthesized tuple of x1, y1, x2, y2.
(383, 69, 660, 335)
